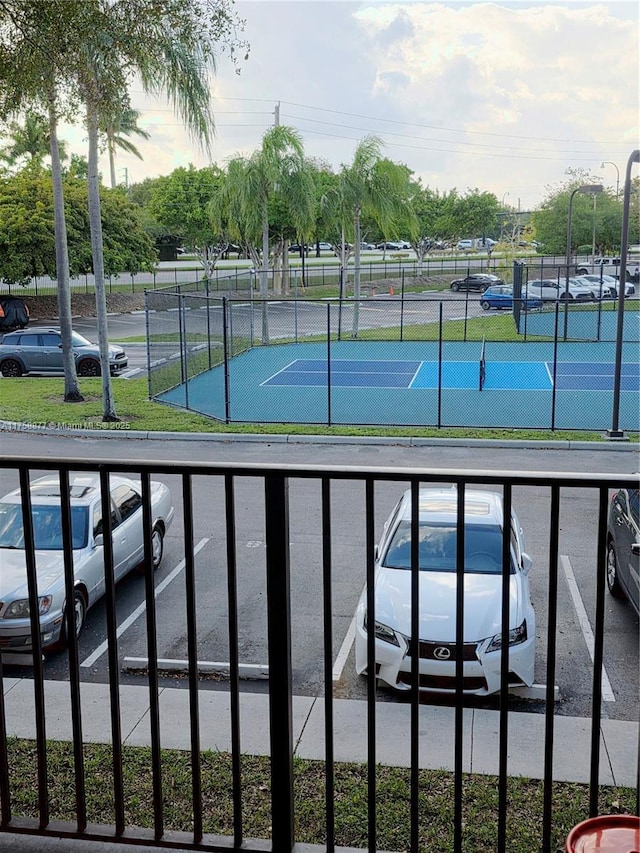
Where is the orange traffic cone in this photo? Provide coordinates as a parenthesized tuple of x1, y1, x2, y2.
(390, 284, 394, 296)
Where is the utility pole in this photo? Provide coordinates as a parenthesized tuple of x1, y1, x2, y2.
(274, 102, 280, 126)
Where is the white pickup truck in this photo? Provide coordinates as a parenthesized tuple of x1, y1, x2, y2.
(575, 257, 640, 282)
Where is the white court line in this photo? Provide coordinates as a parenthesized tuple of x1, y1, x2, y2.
(560, 554, 615, 702)
(80, 538, 209, 668)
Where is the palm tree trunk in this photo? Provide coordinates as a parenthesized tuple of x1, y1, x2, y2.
(48, 84, 83, 402)
(352, 213, 362, 337)
(86, 92, 118, 421)
(108, 134, 117, 189)
(260, 207, 270, 343)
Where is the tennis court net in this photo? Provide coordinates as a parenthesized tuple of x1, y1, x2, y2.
(479, 336, 486, 391)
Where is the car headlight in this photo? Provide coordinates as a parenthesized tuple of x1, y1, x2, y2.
(363, 612, 400, 647)
(4, 596, 53, 619)
(485, 620, 527, 653)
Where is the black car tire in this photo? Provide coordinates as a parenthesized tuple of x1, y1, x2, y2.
(450, 282, 461, 292)
(480, 300, 491, 311)
(0, 358, 24, 377)
(61, 590, 87, 645)
(606, 540, 626, 600)
(77, 358, 101, 377)
(559, 293, 573, 301)
(151, 525, 164, 569)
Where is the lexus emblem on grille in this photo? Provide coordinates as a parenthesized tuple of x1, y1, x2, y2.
(433, 646, 451, 660)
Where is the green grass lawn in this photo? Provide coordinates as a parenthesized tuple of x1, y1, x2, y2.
(0, 376, 635, 442)
(6, 738, 635, 853)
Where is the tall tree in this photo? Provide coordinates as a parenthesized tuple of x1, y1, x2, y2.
(0, 1, 84, 401)
(224, 125, 310, 342)
(0, 110, 67, 169)
(73, 0, 246, 419)
(101, 105, 150, 189)
(335, 136, 412, 336)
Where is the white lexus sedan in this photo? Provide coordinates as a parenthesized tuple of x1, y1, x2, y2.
(0, 473, 174, 652)
(355, 487, 535, 695)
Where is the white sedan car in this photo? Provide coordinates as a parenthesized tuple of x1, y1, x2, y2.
(527, 278, 595, 301)
(0, 473, 174, 652)
(355, 488, 535, 696)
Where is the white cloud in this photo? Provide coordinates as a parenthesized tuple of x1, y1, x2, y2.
(52, 1, 638, 210)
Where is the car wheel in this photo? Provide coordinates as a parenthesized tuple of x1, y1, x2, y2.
(480, 300, 491, 311)
(151, 525, 164, 569)
(576, 268, 588, 275)
(0, 358, 23, 377)
(559, 293, 573, 301)
(61, 590, 87, 645)
(606, 540, 626, 600)
(450, 282, 460, 292)
(77, 358, 101, 377)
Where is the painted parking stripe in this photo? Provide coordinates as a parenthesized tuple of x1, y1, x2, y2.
(561, 554, 615, 702)
(80, 538, 209, 668)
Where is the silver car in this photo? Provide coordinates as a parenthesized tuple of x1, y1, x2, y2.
(0, 473, 174, 651)
(606, 486, 639, 616)
(0, 327, 128, 377)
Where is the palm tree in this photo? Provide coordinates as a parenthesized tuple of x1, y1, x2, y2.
(75, 0, 242, 420)
(0, 2, 82, 402)
(102, 105, 150, 189)
(223, 126, 310, 342)
(0, 110, 67, 169)
(337, 136, 413, 336)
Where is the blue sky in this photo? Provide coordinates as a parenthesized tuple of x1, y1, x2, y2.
(69, 1, 639, 210)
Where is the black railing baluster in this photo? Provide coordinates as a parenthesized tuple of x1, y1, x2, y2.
(321, 477, 336, 853)
(589, 487, 609, 816)
(99, 469, 125, 836)
(182, 473, 202, 843)
(410, 479, 420, 853)
(365, 478, 376, 853)
(497, 484, 512, 851)
(265, 475, 295, 852)
(542, 486, 560, 852)
(454, 480, 466, 853)
(225, 473, 243, 847)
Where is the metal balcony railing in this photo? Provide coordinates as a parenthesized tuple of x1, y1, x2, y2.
(0, 455, 638, 853)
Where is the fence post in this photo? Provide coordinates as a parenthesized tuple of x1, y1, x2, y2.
(264, 474, 295, 852)
(222, 297, 230, 424)
(438, 302, 443, 428)
(551, 302, 559, 430)
(327, 301, 332, 426)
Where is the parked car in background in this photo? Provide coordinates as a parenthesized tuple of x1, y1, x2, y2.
(606, 485, 639, 617)
(0, 473, 174, 651)
(0, 328, 128, 377)
(450, 273, 504, 292)
(479, 285, 543, 312)
(312, 241, 333, 252)
(359, 241, 375, 251)
(354, 487, 535, 695)
(0, 297, 29, 331)
(456, 239, 474, 251)
(574, 275, 636, 299)
(377, 241, 404, 251)
(526, 279, 595, 301)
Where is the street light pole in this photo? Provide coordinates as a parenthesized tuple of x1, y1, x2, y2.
(564, 184, 603, 340)
(607, 149, 640, 439)
(600, 161, 620, 198)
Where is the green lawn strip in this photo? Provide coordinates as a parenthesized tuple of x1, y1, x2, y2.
(6, 738, 634, 852)
(0, 377, 635, 442)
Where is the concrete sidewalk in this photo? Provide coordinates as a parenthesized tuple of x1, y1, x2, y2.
(2, 676, 637, 787)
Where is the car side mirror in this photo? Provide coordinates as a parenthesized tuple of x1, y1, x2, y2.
(94, 533, 103, 547)
(521, 553, 533, 575)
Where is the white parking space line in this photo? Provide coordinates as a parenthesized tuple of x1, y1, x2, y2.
(80, 538, 209, 668)
(561, 555, 615, 702)
(333, 614, 356, 682)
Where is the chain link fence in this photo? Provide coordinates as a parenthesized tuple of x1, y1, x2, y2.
(146, 281, 639, 432)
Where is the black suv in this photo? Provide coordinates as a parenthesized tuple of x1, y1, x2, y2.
(0, 297, 29, 331)
(0, 328, 128, 378)
(450, 273, 505, 292)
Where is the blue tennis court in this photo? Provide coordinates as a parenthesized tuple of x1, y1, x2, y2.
(156, 339, 640, 431)
(261, 357, 639, 393)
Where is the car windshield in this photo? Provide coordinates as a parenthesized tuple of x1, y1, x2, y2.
(70, 331, 93, 347)
(0, 503, 89, 550)
(382, 521, 512, 574)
